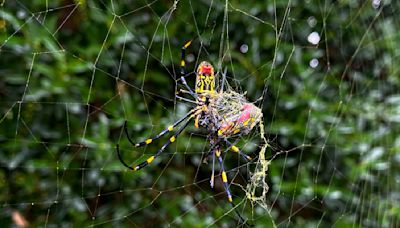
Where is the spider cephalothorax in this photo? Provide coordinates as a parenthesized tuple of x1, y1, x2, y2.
(116, 40, 262, 224)
(196, 61, 215, 93)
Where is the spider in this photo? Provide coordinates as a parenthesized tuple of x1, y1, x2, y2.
(116, 40, 263, 223)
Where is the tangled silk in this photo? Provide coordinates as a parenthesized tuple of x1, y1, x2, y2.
(198, 90, 263, 139)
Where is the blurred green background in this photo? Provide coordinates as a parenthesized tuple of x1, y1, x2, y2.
(1, 0, 400, 227)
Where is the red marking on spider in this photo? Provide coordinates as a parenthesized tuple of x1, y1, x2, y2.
(238, 104, 253, 123)
(199, 64, 213, 75)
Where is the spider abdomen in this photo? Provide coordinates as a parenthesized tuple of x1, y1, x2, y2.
(202, 91, 263, 138)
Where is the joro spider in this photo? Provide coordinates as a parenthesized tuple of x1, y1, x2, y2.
(116, 40, 263, 223)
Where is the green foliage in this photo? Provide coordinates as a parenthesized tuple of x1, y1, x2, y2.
(1, 0, 400, 227)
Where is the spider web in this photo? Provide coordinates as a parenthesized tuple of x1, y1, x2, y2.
(1, 0, 400, 227)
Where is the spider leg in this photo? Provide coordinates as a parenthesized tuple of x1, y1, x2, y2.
(117, 114, 194, 171)
(124, 108, 196, 148)
(224, 139, 252, 162)
(203, 140, 219, 188)
(179, 40, 197, 98)
(215, 144, 247, 224)
(194, 115, 200, 128)
(210, 146, 216, 188)
(215, 146, 233, 203)
(175, 95, 197, 105)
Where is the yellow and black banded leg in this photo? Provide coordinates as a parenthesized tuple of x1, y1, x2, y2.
(215, 147, 233, 203)
(215, 145, 247, 224)
(123, 109, 195, 148)
(116, 115, 193, 171)
(179, 40, 197, 98)
(224, 139, 252, 162)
